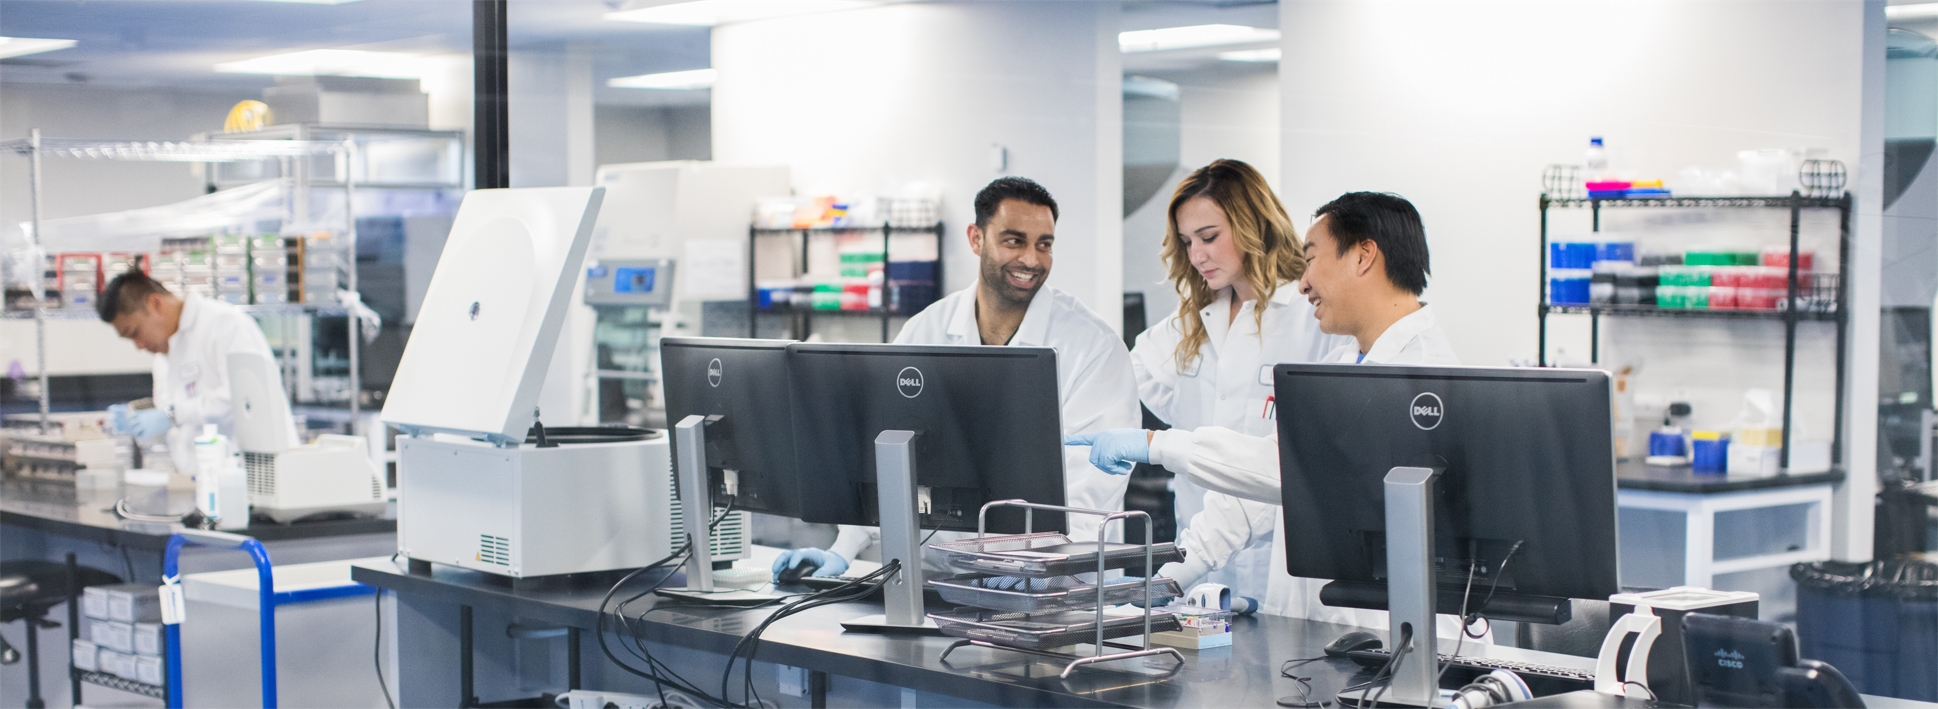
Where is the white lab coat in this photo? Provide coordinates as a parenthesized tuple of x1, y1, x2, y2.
(830, 284, 1139, 564)
(1150, 305, 1467, 632)
(152, 294, 288, 473)
(1130, 283, 1347, 602)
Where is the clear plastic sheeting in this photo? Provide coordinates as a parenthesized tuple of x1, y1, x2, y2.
(0, 138, 343, 163)
(25, 180, 290, 254)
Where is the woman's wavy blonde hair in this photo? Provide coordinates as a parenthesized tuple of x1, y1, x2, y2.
(1161, 159, 1307, 371)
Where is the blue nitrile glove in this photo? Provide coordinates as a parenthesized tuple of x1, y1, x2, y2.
(770, 548, 849, 582)
(109, 404, 171, 440)
(1063, 429, 1150, 476)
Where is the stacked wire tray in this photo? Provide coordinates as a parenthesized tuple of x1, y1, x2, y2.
(927, 573, 1182, 614)
(927, 608, 1181, 651)
(929, 532, 1182, 577)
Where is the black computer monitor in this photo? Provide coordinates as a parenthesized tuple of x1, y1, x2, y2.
(660, 337, 801, 518)
(1275, 363, 1619, 621)
(788, 343, 1067, 534)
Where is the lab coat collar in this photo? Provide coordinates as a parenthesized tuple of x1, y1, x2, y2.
(169, 294, 206, 353)
(1362, 303, 1435, 364)
(948, 281, 1054, 346)
(1267, 281, 1303, 307)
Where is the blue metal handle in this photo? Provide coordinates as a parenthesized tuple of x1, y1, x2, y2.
(163, 531, 277, 709)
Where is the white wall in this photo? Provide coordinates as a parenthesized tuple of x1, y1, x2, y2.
(509, 45, 596, 189)
(1279, 0, 1885, 561)
(711, 1, 1124, 327)
(1124, 63, 1282, 331)
(595, 105, 712, 167)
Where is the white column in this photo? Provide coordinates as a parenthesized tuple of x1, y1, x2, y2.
(712, 1, 1126, 326)
(1839, 0, 1887, 561)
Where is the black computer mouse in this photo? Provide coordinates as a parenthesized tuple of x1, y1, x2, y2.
(1324, 631, 1383, 657)
(776, 557, 821, 584)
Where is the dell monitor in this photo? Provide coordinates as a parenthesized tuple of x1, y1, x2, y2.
(788, 342, 1067, 632)
(1275, 363, 1619, 706)
(660, 337, 802, 518)
(788, 343, 1067, 535)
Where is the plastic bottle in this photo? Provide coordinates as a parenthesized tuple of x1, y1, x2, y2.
(1585, 137, 1609, 180)
(192, 424, 250, 530)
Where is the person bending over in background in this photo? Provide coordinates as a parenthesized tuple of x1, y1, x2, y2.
(772, 176, 1138, 581)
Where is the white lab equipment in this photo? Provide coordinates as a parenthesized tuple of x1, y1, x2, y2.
(385, 187, 746, 577)
(230, 352, 386, 523)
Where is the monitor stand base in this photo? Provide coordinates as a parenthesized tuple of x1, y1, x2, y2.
(1331, 686, 1450, 709)
(840, 614, 943, 635)
(653, 588, 787, 606)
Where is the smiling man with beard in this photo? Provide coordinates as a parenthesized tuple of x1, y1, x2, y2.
(771, 176, 1139, 581)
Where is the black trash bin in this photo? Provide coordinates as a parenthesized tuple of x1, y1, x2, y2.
(1792, 558, 1938, 702)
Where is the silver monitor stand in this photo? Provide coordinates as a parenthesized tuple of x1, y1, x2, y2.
(841, 430, 942, 634)
(656, 415, 783, 606)
(1340, 466, 1443, 707)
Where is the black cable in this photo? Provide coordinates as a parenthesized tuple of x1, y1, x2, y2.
(720, 561, 900, 708)
(1465, 541, 1524, 640)
(595, 504, 739, 708)
(1364, 625, 1413, 709)
(1442, 559, 1481, 684)
(1623, 680, 1657, 700)
(374, 588, 395, 709)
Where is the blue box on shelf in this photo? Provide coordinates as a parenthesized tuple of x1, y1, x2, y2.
(1549, 269, 1591, 305)
(886, 260, 938, 284)
(1550, 242, 1597, 269)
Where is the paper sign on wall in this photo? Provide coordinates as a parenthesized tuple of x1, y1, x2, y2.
(682, 238, 747, 301)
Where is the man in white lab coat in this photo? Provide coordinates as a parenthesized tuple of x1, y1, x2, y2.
(773, 177, 1139, 580)
(100, 272, 290, 473)
(1071, 192, 1468, 630)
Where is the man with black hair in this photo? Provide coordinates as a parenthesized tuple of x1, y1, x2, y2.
(772, 176, 1138, 580)
(1071, 192, 1462, 626)
(98, 271, 293, 472)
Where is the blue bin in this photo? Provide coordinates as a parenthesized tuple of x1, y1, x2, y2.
(1550, 242, 1597, 269)
(1549, 271, 1591, 305)
(1792, 560, 1938, 702)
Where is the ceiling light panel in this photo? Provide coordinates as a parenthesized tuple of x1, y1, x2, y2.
(1217, 48, 1281, 63)
(606, 0, 875, 26)
(1888, 3, 1938, 19)
(215, 49, 432, 79)
(607, 68, 716, 90)
(251, 0, 366, 4)
(0, 37, 79, 60)
(1120, 24, 1280, 53)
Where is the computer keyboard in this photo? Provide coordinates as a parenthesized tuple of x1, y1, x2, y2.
(1346, 648, 1597, 684)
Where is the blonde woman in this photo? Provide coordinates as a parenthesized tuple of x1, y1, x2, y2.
(1072, 159, 1346, 614)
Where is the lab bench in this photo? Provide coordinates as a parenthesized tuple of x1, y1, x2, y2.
(352, 556, 1938, 709)
(1615, 462, 1844, 592)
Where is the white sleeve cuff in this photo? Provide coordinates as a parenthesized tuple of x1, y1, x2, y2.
(1148, 429, 1195, 473)
(829, 525, 877, 562)
(1159, 555, 1210, 589)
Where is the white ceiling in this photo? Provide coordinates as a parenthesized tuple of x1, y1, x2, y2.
(0, 0, 1276, 104)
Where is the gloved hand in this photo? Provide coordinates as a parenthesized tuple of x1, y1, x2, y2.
(108, 404, 171, 440)
(1119, 577, 1180, 608)
(1063, 429, 1151, 476)
(770, 548, 849, 582)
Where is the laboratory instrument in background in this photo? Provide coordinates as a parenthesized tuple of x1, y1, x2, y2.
(1275, 364, 1620, 707)
(229, 352, 385, 523)
(385, 187, 746, 578)
(577, 161, 791, 425)
(657, 337, 798, 603)
(788, 343, 1074, 633)
(585, 258, 676, 427)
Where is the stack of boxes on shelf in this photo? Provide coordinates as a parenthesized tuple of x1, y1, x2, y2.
(212, 234, 251, 305)
(32, 230, 345, 310)
(1551, 237, 1824, 313)
(55, 254, 101, 311)
(298, 232, 348, 307)
(0, 412, 132, 490)
(75, 583, 167, 688)
(250, 235, 292, 305)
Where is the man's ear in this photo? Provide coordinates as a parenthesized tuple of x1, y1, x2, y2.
(146, 291, 165, 313)
(967, 224, 985, 257)
(1354, 239, 1381, 278)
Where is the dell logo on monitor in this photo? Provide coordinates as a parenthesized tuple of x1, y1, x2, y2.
(707, 358, 723, 388)
(897, 367, 924, 398)
(1410, 392, 1444, 430)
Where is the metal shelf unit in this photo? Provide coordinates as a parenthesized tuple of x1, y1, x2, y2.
(0, 132, 365, 432)
(746, 223, 944, 342)
(1537, 191, 1852, 471)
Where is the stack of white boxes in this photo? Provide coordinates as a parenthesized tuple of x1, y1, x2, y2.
(250, 235, 292, 305)
(179, 249, 215, 301)
(58, 254, 99, 312)
(212, 233, 251, 305)
(75, 583, 166, 687)
(298, 232, 347, 305)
